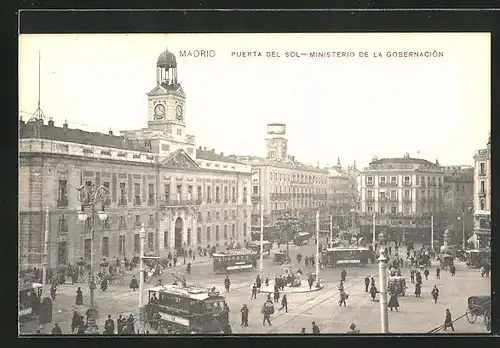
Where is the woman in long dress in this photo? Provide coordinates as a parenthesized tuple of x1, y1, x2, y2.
(388, 293, 399, 312)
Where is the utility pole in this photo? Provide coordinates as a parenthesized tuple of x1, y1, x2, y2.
(259, 205, 264, 276)
(315, 210, 320, 286)
(431, 215, 434, 252)
(378, 249, 389, 333)
(42, 206, 49, 291)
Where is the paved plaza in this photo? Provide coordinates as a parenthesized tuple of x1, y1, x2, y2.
(19, 243, 490, 335)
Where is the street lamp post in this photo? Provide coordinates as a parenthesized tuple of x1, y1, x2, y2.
(315, 210, 320, 287)
(372, 213, 376, 247)
(138, 223, 146, 322)
(77, 184, 109, 334)
(329, 214, 333, 246)
(378, 248, 389, 333)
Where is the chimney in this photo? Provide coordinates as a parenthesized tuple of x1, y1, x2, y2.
(38, 118, 44, 125)
(220, 152, 224, 156)
(109, 127, 113, 135)
(19, 117, 25, 126)
(404, 152, 410, 159)
(48, 118, 54, 127)
(63, 119, 68, 129)
(372, 155, 378, 162)
(204, 147, 207, 151)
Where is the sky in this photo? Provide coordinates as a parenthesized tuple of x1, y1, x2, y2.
(19, 33, 490, 169)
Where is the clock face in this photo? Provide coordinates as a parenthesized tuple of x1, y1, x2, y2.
(154, 104, 166, 119)
(176, 105, 183, 120)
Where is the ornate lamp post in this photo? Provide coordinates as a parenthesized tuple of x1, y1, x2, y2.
(378, 248, 389, 333)
(76, 184, 109, 334)
(138, 223, 146, 321)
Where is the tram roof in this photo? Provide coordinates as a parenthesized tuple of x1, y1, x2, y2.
(326, 247, 370, 252)
(19, 282, 43, 291)
(148, 284, 224, 301)
(249, 240, 271, 244)
(212, 249, 257, 256)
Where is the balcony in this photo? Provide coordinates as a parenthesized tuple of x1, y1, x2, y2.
(251, 195, 260, 202)
(378, 196, 389, 202)
(478, 190, 486, 197)
(479, 172, 487, 177)
(389, 197, 398, 202)
(365, 198, 375, 203)
(403, 182, 412, 186)
(366, 182, 374, 186)
(159, 198, 202, 208)
(133, 196, 142, 206)
(148, 197, 156, 206)
(118, 198, 127, 206)
(403, 197, 412, 202)
(57, 196, 68, 208)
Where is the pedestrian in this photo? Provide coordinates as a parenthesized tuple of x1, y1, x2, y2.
(256, 275, 262, 290)
(431, 285, 439, 303)
(450, 264, 456, 276)
(338, 281, 344, 293)
(104, 315, 115, 335)
(364, 276, 370, 292)
(312, 321, 320, 334)
(265, 276, 269, 287)
(188, 248, 192, 259)
(225, 275, 231, 292)
(410, 270, 415, 284)
(300, 328, 306, 334)
(117, 314, 126, 334)
(75, 287, 83, 305)
(240, 304, 249, 327)
(347, 323, 360, 334)
(71, 311, 80, 333)
(50, 284, 57, 300)
(370, 285, 378, 301)
(341, 268, 347, 282)
(414, 282, 421, 298)
(186, 262, 191, 275)
(424, 269, 429, 280)
(173, 257, 177, 266)
(51, 323, 62, 335)
(251, 284, 257, 299)
(308, 274, 314, 290)
(443, 309, 454, 331)
(388, 293, 399, 312)
(273, 288, 280, 303)
(157, 325, 166, 334)
(129, 276, 139, 291)
(126, 314, 135, 333)
(261, 299, 274, 326)
(279, 294, 288, 313)
(338, 290, 348, 306)
(436, 267, 441, 279)
(101, 277, 108, 292)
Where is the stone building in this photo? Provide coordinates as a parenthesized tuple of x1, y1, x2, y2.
(18, 49, 252, 270)
(358, 153, 445, 243)
(236, 123, 328, 236)
(472, 134, 491, 248)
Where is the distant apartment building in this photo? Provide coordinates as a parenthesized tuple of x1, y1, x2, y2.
(472, 134, 491, 248)
(359, 153, 445, 243)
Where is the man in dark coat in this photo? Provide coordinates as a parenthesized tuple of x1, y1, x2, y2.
(312, 321, 320, 334)
(364, 277, 370, 292)
(388, 293, 399, 312)
(104, 315, 115, 334)
(424, 269, 430, 280)
(76, 287, 83, 305)
(130, 276, 139, 291)
(251, 284, 257, 299)
(51, 323, 62, 335)
(436, 267, 441, 279)
(101, 278, 108, 292)
(431, 285, 439, 303)
(224, 276, 231, 292)
(279, 294, 288, 313)
(370, 285, 378, 301)
(341, 269, 347, 282)
(444, 309, 454, 331)
(308, 274, 314, 290)
(450, 264, 456, 276)
(414, 282, 422, 297)
(240, 304, 249, 327)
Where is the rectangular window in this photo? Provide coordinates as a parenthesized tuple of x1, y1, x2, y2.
(253, 185, 259, 194)
(187, 228, 191, 245)
(164, 184, 170, 202)
(148, 232, 154, 251)
(379, 191, 386, 199)
(232, 210, 236, 219)
(58, 180, 68, 207)
(177, 184, 182, 201)
(216, 226, 220, 241)
(119, 183, 127, 205)
(58, 215, 68, 232)
(223, 225, 228, 239)
(134, 234, 140, 253)
(366, 176, 373, 185)
(243, 187, 248, 203)
(215, 186, 220, 203)
(148, 184, 155, 205)
(85, 217, 92, 233)
(57, 241, 68, 265)
(188, 185, 193, 201)
(367, 204, 373, 213)
(207, 212, 211, 222)
(134, 183, 141, 205)
(404, 205, 411, 216)
(163, 231, 168, 249)
(177, 128, 182, 135)
(231, 224, 235, 239)
(197, 186, 202, 202)
(224, 211, 228, 220)
(232, 187, 236, 202)
(102, 237, 110, 257)
(390, 176, 397, 184)
(135, 214, 141, 226)
(102, 181, 111, 206)
(207, 186, 212, 203)
(404, 190, 410, 199)
(404, 176, 411, 185)
(391, 205, 397, 214)
(480, 162, 486, 176)
(216, 212, 220, 221)
(243, 222, 247, 237)
(380, 205, 385, 214)
(118, 216, 126, 229)
(149, 213, 155, 226)
(380, 176, 386, 184)
(197, 228, 201, 245)
(119, 235, 125, 255)
(103, 217, 110, 229)
(480, 181, 485, 194)
(367, 190, 373, 199)
(207, 227, 211, 242)
(161, 143, 170, 152)
(390, 190, 397, 200)
(224, 187, 228, 202)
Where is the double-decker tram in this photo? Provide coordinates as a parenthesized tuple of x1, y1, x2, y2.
(18, 282, 43, 321)
(322, 246, 371, 267)
(146, 284, 230, 333)
(213, 249, 258, 274)
(293, 232, 311, 246)
(247, 240, 272, 255)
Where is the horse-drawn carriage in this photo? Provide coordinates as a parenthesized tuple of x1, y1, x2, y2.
(273, 252, 290, 265)
(466, 296, 491, 332)
(388, 276, 407, 296)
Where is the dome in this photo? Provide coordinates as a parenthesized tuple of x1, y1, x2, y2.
(157, 49, 177, 68)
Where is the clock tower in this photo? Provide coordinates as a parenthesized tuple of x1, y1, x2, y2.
(146, 49, 187, 134)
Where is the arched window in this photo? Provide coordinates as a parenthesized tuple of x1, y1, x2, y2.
(480, 199, 485, 210)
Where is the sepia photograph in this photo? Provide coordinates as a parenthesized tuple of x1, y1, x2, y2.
(18, 33, 491, 335)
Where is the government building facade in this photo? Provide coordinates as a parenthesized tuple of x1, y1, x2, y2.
(236, 123, 328, 235)
(359, 153, 445, 243)
(19, 49, 252, 270)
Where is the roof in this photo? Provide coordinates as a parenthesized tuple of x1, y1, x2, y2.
(148, 284, 223, 301)
(326, 247, 370, 252)
(19, 121, 152, 152)
(157, 49, 177, 68)
(212, 249, 257, 256)
(369, 157, 436, 166)
(196, 148, 242, 164)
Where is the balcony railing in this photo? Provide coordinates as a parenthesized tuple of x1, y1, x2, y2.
(366, 182, 374, 186)
(148, 197, 155, 206)
(118, 198, 127, 206)
(403, 182, 412, 186)
(159, 198, 202, 207)
(403, 197, 412, 202)
(479, 172, 487, 177)
(134, 196, 142, 206)
(57, 196, 68, 208)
